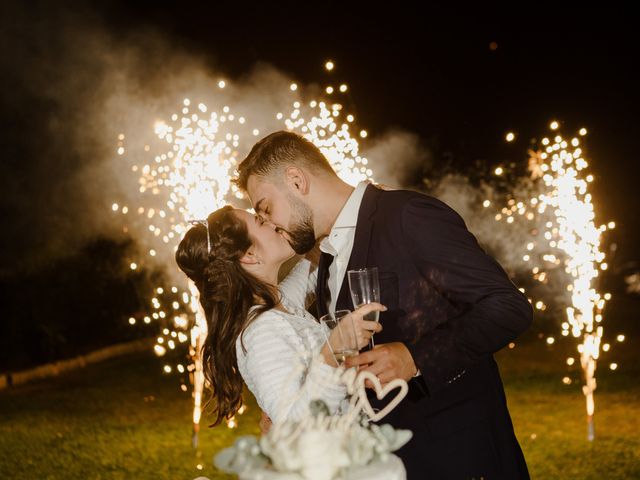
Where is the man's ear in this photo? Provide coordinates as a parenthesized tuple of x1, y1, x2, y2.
(283, 166, 310, 195)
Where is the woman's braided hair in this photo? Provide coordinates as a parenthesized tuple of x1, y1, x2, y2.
(175, 205, 279, 426)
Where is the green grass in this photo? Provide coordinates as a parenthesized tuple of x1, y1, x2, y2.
(1, 329, 638, 479)
(499, 334, 640, 479)
(0, 351, 260, 479)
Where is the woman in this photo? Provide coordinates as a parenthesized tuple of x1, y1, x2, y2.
(175, 205, 384, 426)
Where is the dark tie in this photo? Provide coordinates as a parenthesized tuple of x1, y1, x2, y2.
(316, 251, 334, 318)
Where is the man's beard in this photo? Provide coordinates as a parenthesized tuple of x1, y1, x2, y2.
(281, 196, 316, 255)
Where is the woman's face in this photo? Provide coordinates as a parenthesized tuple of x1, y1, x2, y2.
(234, 209, 295, 266)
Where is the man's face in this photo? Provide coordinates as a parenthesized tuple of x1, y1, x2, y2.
(246, 175, 316, 254)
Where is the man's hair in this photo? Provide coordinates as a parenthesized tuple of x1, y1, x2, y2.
(235, 130, 336, 190)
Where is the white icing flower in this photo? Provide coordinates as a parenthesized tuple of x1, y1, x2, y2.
(296, 429, 350, 480)
(259, 427, 303, 472)
(344, 426, 377, 467)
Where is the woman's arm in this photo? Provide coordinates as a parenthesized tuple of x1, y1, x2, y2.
(236, 313, 345, 423)
(278, 251, 320, 310)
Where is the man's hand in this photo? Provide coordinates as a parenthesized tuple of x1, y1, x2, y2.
(259, 410, 272, 434)
(344, 342, 418, 387)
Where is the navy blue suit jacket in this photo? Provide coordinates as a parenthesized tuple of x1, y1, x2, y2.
(318, 184, 533, 479)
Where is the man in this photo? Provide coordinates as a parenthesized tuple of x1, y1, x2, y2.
(235, 130, 533, 479)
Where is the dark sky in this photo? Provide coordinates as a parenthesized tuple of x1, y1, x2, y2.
(1, 2, 638, 271)
(101, 3, 638, 162)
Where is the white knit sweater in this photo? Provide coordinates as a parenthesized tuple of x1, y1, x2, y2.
(235, 259, 348, 423)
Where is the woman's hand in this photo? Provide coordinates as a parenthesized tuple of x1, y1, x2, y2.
(348, 303, 385, 349)
(304, 243, 322, 267)
(259, 410, 272, 434)
(320, 303, 386, 366)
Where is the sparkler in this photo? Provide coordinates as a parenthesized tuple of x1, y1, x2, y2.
(112, 63, 374, 444)
(492, 123, 615, 440)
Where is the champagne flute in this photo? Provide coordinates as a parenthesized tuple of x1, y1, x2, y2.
(347, 267, 380, 348)
(320, 310, 359, 366)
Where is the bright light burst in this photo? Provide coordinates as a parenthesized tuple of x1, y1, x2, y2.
(494, 125, 615, 440)
(113, 62, 372, 439)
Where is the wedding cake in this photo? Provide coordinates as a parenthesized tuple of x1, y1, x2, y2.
(212, 413, 408, 480)
(237, 450, 406, 480)
(208, 369, 411, 480)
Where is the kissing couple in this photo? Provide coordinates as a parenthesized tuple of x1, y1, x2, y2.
(176, 130, 533, 479)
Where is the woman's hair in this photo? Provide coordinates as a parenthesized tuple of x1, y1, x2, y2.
(175, 205, 279, 427)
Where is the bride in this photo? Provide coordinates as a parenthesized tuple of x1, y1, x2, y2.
(175, 205, 384, 427)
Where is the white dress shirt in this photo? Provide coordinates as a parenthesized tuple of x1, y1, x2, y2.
(318, 180, 370, 314)
(280, 180, 421, 378)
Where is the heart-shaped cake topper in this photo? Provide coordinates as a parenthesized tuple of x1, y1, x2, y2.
(356, 371, 408, 422)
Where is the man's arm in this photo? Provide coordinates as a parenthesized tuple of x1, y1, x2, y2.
(400, 194, 533, 394)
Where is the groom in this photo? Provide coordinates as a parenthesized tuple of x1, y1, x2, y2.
(235, 131, 533, 479)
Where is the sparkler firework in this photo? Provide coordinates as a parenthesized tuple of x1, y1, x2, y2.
(492, 123, 616, 440)
(112, 62, 374, 443)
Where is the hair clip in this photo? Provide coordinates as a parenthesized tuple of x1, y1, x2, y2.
(188, 219, 211, 254)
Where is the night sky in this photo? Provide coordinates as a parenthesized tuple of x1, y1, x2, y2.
(1, 2, 638, 273)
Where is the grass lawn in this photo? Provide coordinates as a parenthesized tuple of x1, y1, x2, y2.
(498, 336, 640, 479)
(1, 300, 639, 479)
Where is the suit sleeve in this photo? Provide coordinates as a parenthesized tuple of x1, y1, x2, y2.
(400, 194, 533, 394)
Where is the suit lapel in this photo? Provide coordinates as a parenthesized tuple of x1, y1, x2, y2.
(336, 183, 382, 309)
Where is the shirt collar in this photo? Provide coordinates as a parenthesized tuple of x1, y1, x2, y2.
(333, 180, 369, 229)
(319, 180, 370, 254)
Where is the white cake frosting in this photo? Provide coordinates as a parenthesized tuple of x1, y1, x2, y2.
(239, 453, 406, 480)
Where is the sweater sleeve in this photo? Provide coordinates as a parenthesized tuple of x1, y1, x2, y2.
(278, 257, 318, 310)
(236, 312, 346, 423)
